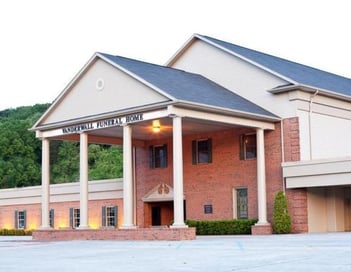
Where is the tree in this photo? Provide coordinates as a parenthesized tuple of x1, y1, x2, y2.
(0, 103, 123, 188)
(88, 144, 123, 180)
(273, 191, 292, 234)
(51, 141, 80, 183)
(0, 119, 41, 188)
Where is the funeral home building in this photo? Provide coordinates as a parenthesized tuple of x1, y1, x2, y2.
(1, 34, 351, 238)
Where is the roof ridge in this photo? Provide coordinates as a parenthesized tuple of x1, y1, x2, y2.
(99, 52, 192, 75)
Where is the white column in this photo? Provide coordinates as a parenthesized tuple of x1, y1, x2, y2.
(121, 124, 135, 228)
(171, 116, 187, 228)
(40, 138, 51, 229)
(256, 128, 268, 224)
(79, 132, 89, 229)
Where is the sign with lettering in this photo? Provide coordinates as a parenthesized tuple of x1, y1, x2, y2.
(62, 113, 143, 134)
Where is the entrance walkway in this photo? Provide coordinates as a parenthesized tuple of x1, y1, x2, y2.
(1, 233, 350, 271)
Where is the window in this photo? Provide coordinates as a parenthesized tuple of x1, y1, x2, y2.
(204, 204, 213, 214)
(14, 210, 26, 229)
(240, 134, 256, 160)
(102, 206, 118, 227)
(236, 188, 248, 219)
(49, 209, 54, 228)
(69, 208, 80, 228)
(192, 139, 212, 164)
(149, 145, 168, 168)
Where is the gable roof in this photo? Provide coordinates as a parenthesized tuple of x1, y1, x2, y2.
(194, 34, 351, 98)
(99, 53, 278, 119)
(32, 52, 278, 130)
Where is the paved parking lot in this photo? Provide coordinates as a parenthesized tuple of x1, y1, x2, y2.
(0, 233, 350, 271)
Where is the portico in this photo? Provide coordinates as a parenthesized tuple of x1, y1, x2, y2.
(36, 105, 275, 234)
(32, 52, 279, 240)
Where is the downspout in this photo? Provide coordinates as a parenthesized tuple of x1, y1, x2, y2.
(308, 90, 319, 160)
(280, 120, 286, 193)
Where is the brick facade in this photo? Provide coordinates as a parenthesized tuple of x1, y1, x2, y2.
(0, 203, 41, 230)
(0, 199, 122, 230)
(282, 117, 308, 233)
(135, 124, 285, 228)
(1, 117, 309, 236)
(283, 117, 301, 162)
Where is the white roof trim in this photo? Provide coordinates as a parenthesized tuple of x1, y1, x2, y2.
(164, 34, 198, 66)
(195, 34, 299, 85)
(33, 103, 172, 131)
(269, 84, 351, 102)
(32, 53, 176, 131)
(165, 34, 298, 86)
(32, 53, 100, 130)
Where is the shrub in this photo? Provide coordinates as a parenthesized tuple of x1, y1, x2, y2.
(186, 219, 257, 235)
(0, 229, 32, 236)
(273, 191, 292, 234)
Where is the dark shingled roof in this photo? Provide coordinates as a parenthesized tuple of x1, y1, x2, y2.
(199, 35, 351, 97)
(99, 53, 278, 119)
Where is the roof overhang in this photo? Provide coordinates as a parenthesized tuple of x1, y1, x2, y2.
(31, 101, 173, 132)
(269, 84, 351, 102)
(166, 34, 297, 85)
(33, 86, 280, 134)
(167, 104, 277, 130)
(283, 157, 351, 189)
(170, 100, 280, 123)
(35, 101, 277, 141)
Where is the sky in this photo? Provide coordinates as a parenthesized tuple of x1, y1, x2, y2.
(0, 0, 350, 111)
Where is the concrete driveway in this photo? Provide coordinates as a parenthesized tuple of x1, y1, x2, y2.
(0, 233, 350, 271)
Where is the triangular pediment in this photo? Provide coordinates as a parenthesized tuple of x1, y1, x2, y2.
(35, 54, 170, 128)
(142, 183, 174, 202)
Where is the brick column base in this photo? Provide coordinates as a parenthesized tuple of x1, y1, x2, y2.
(251, 224, 272, 235)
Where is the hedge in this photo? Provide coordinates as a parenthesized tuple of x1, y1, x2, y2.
(186, 219, 257, 235)
(0, 229, 32, 236)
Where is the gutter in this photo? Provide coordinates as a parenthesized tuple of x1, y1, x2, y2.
(269, 84, 351, 102)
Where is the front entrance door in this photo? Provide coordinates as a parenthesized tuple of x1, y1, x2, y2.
(148, 202, 174, 227)
(152, 206, 161, 226)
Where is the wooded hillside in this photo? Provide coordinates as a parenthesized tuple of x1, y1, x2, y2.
(0, 104, 123, 189)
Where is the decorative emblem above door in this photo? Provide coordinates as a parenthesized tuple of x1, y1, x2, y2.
(142, 183, 173, 202)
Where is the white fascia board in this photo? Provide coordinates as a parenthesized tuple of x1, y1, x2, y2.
(35, 107, 170, 138)
(165, 33, 296, 86)
(32, 52, 175, 132)
(31, 53, 101, 131)
(167, 105, 276, 130)
(194, 35, 298, 85)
